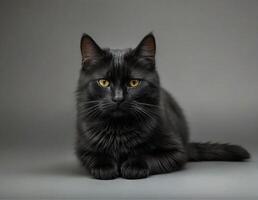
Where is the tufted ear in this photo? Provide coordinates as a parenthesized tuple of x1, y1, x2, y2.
(135, 33, 156, 59)
(80, 34, 103, 63)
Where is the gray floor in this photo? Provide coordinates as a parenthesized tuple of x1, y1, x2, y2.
(1, 146, 258, 199)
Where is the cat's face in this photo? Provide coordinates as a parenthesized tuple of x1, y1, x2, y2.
(77, 33, 160, 120)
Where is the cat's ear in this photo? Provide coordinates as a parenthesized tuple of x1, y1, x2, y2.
(135, 33, 156, 59)
(80, 34, 103, 64)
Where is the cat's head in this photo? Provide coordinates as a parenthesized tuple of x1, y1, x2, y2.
(77, 33, 160, 121)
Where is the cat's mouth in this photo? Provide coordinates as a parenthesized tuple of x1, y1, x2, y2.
(111, 109, 124, 117)
(109, 105, 126, 117)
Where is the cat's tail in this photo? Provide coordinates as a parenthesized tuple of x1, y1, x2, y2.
(187, 142, 250, 161)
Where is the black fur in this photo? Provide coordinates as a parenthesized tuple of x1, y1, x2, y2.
(75, 33, 250, 179)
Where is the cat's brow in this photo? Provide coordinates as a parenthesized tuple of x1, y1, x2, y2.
(130, 70, 148, 79)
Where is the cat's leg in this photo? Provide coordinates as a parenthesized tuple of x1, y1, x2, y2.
(76, 149, 119, 179)
(145, 148, 187, 175)
(120, 148, 187, 179)
(120, 156, 150, 179)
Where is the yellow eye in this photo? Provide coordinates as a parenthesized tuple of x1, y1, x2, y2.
(97, 79, 110, 88)
(128, 79, 140, 88)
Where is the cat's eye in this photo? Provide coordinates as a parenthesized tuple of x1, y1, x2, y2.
(97, 79, 110, 88)
(128, 79, 140, 88)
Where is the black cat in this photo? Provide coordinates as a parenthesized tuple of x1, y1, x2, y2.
(75, 33, 250, 179)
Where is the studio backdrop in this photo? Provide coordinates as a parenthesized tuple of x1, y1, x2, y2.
(0, 0, 258, 199)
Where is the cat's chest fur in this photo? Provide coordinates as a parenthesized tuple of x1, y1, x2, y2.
(83, 121, 152, 157)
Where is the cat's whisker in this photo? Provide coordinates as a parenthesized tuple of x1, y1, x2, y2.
(77, 101, 101, 107)
(80, 105, 100, 118)
(131, 103, 157, 122)
(79, 105, 99, 114)
(128, 107, 144, 122)
(131, 101, 161, 117)
(133, 101, 160, 108)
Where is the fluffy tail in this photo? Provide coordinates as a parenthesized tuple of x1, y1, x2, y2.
(188, 142, 250, 161)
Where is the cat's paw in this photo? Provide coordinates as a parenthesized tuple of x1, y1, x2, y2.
(89, 162, 119, 180)
(121, 158, 150, 179)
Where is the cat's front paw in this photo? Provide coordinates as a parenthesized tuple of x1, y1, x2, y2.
(121, 158, 150, 179)
(89, 162, 119, 180)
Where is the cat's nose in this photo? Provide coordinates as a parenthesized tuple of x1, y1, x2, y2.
(112, 88, 124, 103)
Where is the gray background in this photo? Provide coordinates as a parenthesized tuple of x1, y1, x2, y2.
(0, 0, 258, 199)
